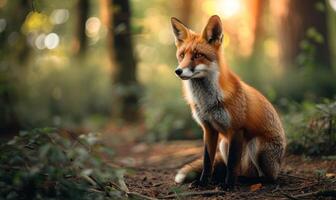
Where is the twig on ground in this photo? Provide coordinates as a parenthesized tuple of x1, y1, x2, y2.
(0, 165, 22, 171)
(292, 190, 336, 198)
(283, 182, 319, 191)
(153, 182, 164, 187)
(108, 179, 157, 200)
(278, 189, 300, 200)
(271, 185, 280, 193)
(86, 175, 111, 197)
(88, 175, 105, 191)
(264, 193, 284, 198)
(280, 173, 311, 180)
(159, 190, 226, 199)
(88, 188, 104, 194)
(279, 189, 336, 200)
(127, 192, 158, 200)
(109, 181, 123, 191)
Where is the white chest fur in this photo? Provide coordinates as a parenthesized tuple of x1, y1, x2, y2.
(184, 64, 231, 131)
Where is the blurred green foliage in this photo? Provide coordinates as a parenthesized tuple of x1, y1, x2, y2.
(284, 99, 336, 156)
(16, 62, 112, 129)
(143, 80, 201, 141)
(0, 128, 125, 199)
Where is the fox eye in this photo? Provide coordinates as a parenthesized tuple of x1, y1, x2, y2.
(194, 53, 204, 59)
(180, 52, 185, 59)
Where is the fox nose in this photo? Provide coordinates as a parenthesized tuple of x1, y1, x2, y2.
(175, 68, 183, 76)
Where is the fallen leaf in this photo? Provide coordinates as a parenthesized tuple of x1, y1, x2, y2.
(250, 183, 262, 192)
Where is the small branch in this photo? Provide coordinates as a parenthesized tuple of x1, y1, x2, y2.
(24, 145, 35, 150)
(109, 181, 123, 191)
(292, 190, 336, 198)
(153, 182, 163, 187)
(127, 192, 158, 200)
(271, 185, 280, 193)
(108, 180, 157, 200)
(280, 173, 311, 180)
(278, 189, 299, 200)
(283, 182, 319, 191)
(159, 190, 226, 199)
(88, 175, 105, 191)
(88, 188, 104, 194)
(0, 165, 22, 170)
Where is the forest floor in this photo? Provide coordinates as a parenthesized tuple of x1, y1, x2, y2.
(112, 140, 336, 200)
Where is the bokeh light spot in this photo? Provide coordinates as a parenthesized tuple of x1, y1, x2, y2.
(22, 12, 52, 33)
(35, 34, 46, 50)
(44, 33, 60, 49)
(85, 17, 101, 38)
(0, 18, 6, 33)
(50, 9, 69, 25)
(329, 0, 336, 11)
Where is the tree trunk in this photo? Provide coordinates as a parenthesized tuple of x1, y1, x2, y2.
(0, 0, 30, 133)
(244, 0, 266, 86)
(249, 0, 265, 54)
(106, 0, 140, 122)
(73, 0, 89, 56)
(177, 0, 193, 25)
(272, 0, 331, 68)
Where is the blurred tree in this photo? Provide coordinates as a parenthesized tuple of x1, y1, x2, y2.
(249, 0, 265, 54)
(0, 0, 31, 63)
(73, 0, 90, 56)
(0, 0, 31, 133)
(177, 0, 193, 25)
(106, 0, 140, 122)
(245, 0, 266, 86)
(272, 0, 331, 68)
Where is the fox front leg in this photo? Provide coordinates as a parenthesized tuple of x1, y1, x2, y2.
(199, 145, 211, 186)
(198, 124, 218, 186)
(222, 130, 243, 189)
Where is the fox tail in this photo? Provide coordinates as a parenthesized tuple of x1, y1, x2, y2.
(174, 154, 225, 183)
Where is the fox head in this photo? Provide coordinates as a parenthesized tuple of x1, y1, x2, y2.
(171, 15, 223, 80)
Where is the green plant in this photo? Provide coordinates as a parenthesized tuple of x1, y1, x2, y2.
(284, 100, 336, 156)
(0, 128, 125, 199)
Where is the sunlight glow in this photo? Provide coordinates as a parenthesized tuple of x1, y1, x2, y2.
(202, 0, 243, 19)
(218, 0, 243, 19)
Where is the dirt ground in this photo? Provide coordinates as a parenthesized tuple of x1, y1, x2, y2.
(114, 141, 336, 199)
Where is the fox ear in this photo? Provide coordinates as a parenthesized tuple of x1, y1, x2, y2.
(171, 17, 189, 45)
(202, 15, 223, 46)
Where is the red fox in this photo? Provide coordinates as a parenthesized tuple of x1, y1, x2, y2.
(171, 15, 286, 188)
